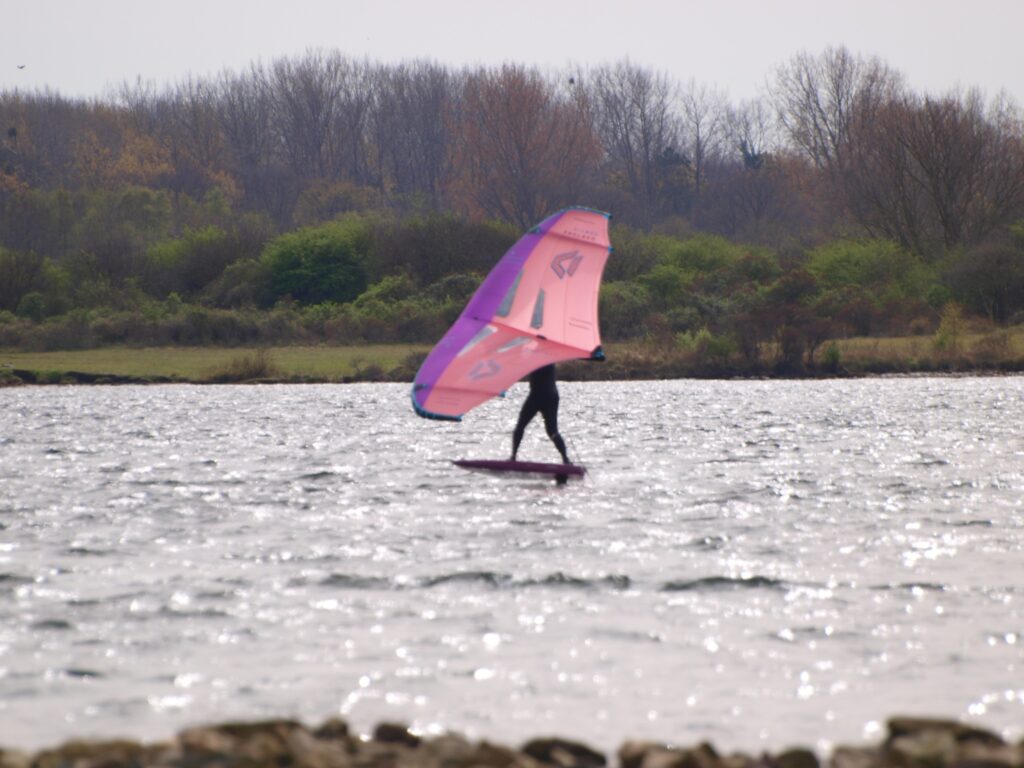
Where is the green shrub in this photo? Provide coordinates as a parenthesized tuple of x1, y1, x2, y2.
(971, 330, 1011, 363)
(942, 237, 1024, 321)
(368, 213, 517, 285)
(164, 292, 184, 315)
(292, 180, 379, 226)
(203, 260, 270, 308)
(820, 342, 842, 372)
(75, 187, 172, 281)
(1011, 220, 1024, 244)
(423, 273, 482, 305)
(354, 274, 418, 307)
(0, 247, 44, 312)
(645, 233, 745, 273)
(926, 283, 952, 309)
(0, 312, 30, 347)
(299, 302, 343, 335)
(260, 217, 370, 306)
(15, 291, 46, 323)
(700, 331, 738, 364)
(665, 305, 702, 333)
(599, 282, 651, 340)
(676, 327, 736, 365)
(807, 239, 933, 301)
(37, 309, 95, 350)
(640, 263, 691, 309)
(205, 348, 281, 383)
(145, 226, 242, 297)
(601, 226, 664, 281)
(933, 303, 965, 356)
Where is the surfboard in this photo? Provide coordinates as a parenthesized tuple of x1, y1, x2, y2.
(453, 459, 586, 478)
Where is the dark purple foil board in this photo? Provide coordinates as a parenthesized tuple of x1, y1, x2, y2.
(453, 459, 586, 477)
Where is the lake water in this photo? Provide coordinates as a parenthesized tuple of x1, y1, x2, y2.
(1, 378, 1023, 754)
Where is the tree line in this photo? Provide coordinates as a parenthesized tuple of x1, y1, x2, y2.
(1, 47, 1024, 370)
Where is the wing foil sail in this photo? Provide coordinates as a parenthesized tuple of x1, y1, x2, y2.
(412, 207, 612, 421)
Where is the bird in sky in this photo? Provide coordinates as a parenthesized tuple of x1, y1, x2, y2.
(17, 65, 26, 69)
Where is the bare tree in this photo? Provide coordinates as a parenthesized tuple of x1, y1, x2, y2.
(171, 77, 224, 172)
(770, 46, 901, 174)
(329, 57, 375, 186)
(268, 50, 354, 182)
(214, 65, 274, 182)
(3, 88, 99, 189)
(908, 90, 1024, 246)
(588, 62, 683, 228)
(117, 77, 166, 137)
(679, 78, 729, 214)
(697, 97, 814, 243)
(727, 98, 779, 169)
(211, 64, 302, 222)
(145, 76, 228, 199)
(369, 60, 456, 209)
(456, 64, 600, 228)
(843, 95, 930, 251)
(847, 88, 1024, 253)
(770, 46, 913, 242)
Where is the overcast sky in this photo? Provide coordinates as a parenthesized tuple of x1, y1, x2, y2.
(4, 0, 1023, 104)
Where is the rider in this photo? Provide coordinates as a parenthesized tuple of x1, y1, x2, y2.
(511, 363, 570, 464)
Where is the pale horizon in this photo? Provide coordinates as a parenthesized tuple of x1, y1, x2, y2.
(4, 0, 1024, 104)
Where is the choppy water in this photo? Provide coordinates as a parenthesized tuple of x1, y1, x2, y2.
(2, 378, 1023, 753)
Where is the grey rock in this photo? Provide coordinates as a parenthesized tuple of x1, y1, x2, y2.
(617, 742, 721, 768)
(29, 739, 166, 768)
(465, 741, 521, 768)
(886, 719, 1004, 747)
(774, 749, 820, 768)
(314, 719, 353, 744)
(373, 725, 422, 750)
(0, 750, 30, 768)
(828, 746, 884, 768)
(954, 740, 1024, 768)
(521, 738, 606, 768)
(178, 720, 309, 766)
(887, 730, 957, 768)
(418, 733, 477, 768)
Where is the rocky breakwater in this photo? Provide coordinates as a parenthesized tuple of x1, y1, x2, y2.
(1, 716, 1021, 768)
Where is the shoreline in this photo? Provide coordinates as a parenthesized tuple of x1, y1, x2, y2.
(5, 369, 1024, 387)
(4, 353, 1024, 388)
(4, 365, 1024, 387)
(4, 338, 1024, 387)
(0, 715, 1019, 768)
(6, 368, 1024, 387)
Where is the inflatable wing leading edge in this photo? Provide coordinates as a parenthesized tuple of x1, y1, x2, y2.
(412, 207, 612, 421)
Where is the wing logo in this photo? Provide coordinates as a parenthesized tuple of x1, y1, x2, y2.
(551, 250, 583, 279)
(468, 360, 501, 380)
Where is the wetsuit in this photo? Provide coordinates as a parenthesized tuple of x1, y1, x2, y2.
(511, 364, 569, 463)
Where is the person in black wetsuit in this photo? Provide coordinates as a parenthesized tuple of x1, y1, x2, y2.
(511, 363, 570, 464)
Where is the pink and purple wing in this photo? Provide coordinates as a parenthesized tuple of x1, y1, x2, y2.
(412, 207, 611, 421)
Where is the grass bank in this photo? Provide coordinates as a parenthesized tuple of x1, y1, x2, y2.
(834, 329, 1024, 371)
(3, 327, 1024, 386)
(0, 345, 428, 385)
